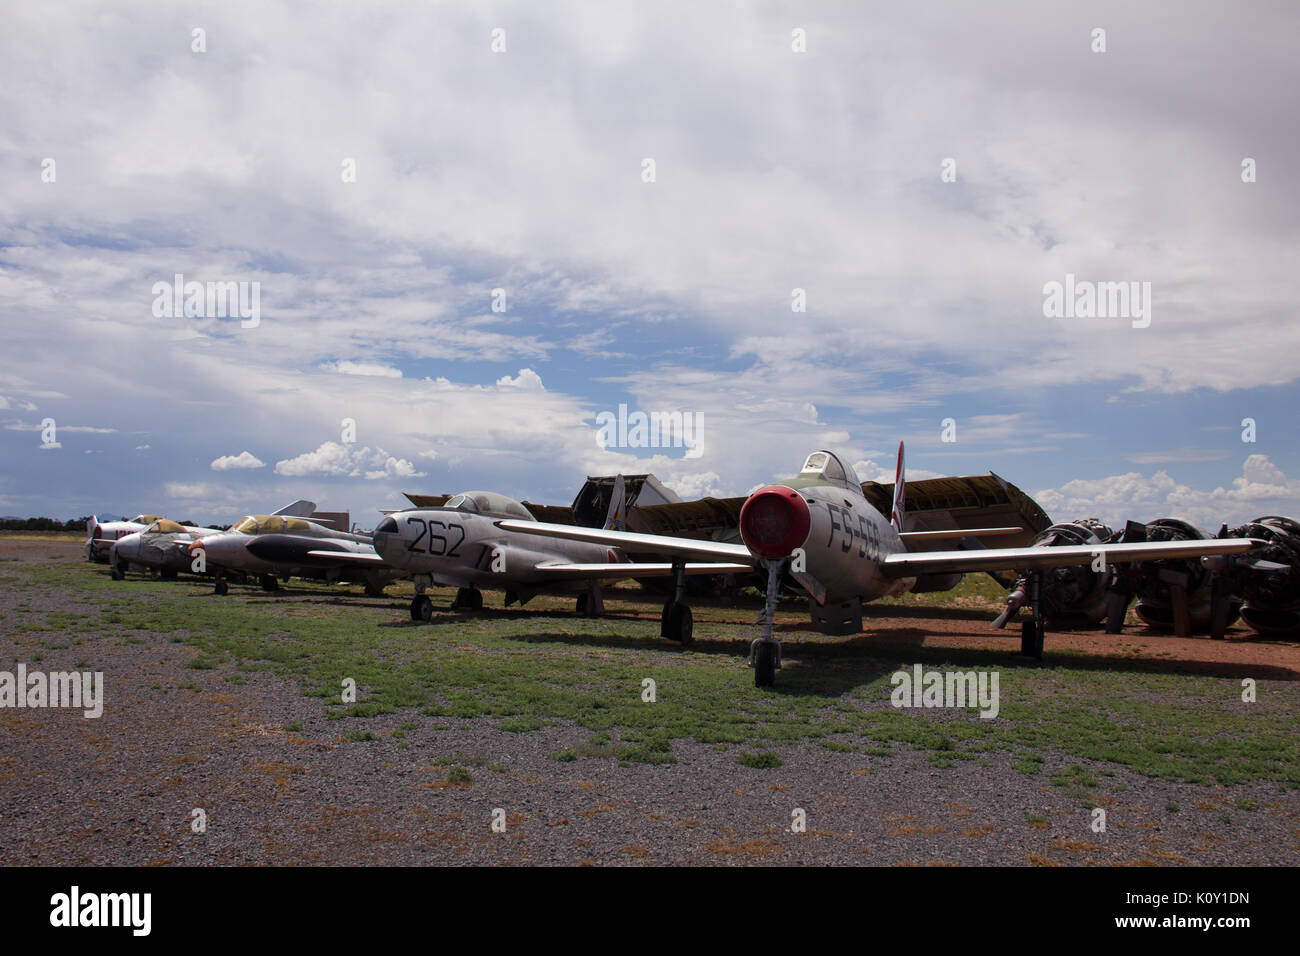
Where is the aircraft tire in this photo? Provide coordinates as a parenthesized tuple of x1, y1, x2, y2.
(754, 641, 777, 687)
(666, 603, 693, 644)
(412, 595, 433, 622)
(214, 578, 229, 596)
(261, 575, 279, 592)
(576, 593, 588, 615)
(1020, 618, 1045, 658)
(110, 564, 124, 581)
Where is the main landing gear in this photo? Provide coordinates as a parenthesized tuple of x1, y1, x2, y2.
(750, 560, 785, 687)
(411, 585, 483, 622)
(576, 581, 605, 618)
(451, 587, 483, 611)
(992, 570, 1047, 660)
(660, 559, 693, 644)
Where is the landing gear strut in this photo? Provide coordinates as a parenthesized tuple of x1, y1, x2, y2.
(1018, 570, 1046, 660)
(660, 558, 693, 644)
(750, 560, 785, 687)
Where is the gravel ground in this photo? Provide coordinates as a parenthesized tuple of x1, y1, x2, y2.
(2, 540, 1298, 866)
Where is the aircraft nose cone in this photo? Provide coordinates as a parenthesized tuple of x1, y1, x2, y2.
(739, 485, 811, 559)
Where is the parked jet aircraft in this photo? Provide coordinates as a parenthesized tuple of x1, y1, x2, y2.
(85, 499, 316, 563)
(364, 489, 751, 622)
(110, 519, 222, 579)
(191, 512, 398, 596)
(85, 515, 162, 562)
(496, 444, 1266, 686)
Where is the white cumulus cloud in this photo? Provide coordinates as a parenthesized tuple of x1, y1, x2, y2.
(274, 441, 425, 481)
(210, 451, 265, 471)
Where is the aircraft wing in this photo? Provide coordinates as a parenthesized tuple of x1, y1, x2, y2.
(534, 561, 754, 579)
(882, 537, 1264, 577)
(496, 519, 757, 565)
(897, 527, 1022, 543)
(306, 550, 388, 565)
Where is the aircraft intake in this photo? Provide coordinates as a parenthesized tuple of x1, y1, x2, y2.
(739, 485, 811, 560)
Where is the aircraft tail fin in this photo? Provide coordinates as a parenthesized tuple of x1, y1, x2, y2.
(272, 499, 316, 518)
(602, 475, 627, 531)
(87, 515, 98, 537)
(890, 442, 906, 533)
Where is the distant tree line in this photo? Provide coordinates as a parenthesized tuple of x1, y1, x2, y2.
(0, 517, 213, 532)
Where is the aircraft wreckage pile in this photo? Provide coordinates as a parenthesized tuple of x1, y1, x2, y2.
(86, 445, 1300, 687)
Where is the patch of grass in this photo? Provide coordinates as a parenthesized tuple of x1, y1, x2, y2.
(1014, 752, 1045, 777)
(737, 751, 783, 769)
(284, 720, 303, 732)
(446, 766, 473, 785)
(8, 554, 1300, 790)
(498, 716, 545, 732)
(347, 730, 377, 742)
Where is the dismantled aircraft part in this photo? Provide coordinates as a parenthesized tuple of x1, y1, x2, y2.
(1129, 519, 1238, 636)
(1036, 519, 1115, 624)
(1226, 516, 1300, 635)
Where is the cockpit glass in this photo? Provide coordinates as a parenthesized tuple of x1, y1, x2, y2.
(232, 516, 259, 534)
(446, 491, 534, 521)
(148, 520, 186, 534)
(798, 450, 861, 491)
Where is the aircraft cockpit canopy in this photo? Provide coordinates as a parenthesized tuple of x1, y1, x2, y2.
(799, 450, 863, 492)
(131, 514, 163, 524)
(231, 515, 314, 535)
(443, 491, 535, 521)
(145, 519, 187, 534)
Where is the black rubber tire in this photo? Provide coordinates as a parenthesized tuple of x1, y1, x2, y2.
(467, 589, 483, 611)
(754, 642, 777, 687)
(214, 579, 229, 596)
(666, 603, 693, 644)
(110, 565, 124, 581)
(576, 593, 589, 615)
(261, 575, 279, 592)
(416, 595, 433, 622)
(1020, 618, 1045, 658)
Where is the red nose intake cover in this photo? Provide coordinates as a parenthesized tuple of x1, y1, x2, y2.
(739, 485, 811, 559)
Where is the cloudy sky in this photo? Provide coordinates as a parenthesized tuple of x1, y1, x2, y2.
(2, 0, 1297, 531)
